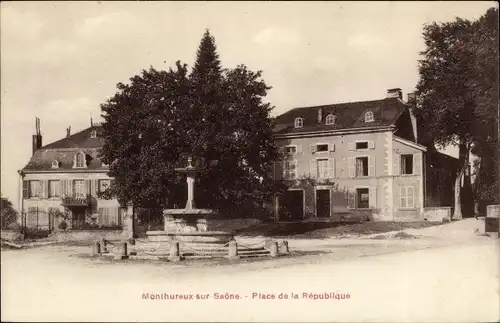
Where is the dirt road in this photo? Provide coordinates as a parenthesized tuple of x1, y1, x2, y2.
(1, 236, 498, 322)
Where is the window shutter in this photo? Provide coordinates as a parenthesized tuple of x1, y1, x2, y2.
(347, 189, 355, 209)
(348, 157, 355, 178)
(43, 180, 49, 198)
(85, 179, 91, 196)
(413, 153, 421, 175)
(98, 208, 104, 225)
(328, 158, 335, 178)
(60, 180, 66, 197)
(369, 141, 375, 149)
(282, 161, 288, 179)
(393, 153, 400, 176)
(278, 146, 285, 155)
(329, 143, 335, 152)
(297, 144, 302, 154)
(400, 186, 406, 208)
(409, 186, 416, 208)
(310, 145, 317, 154)
(67, 180, 73, 196)
(23, 181, 29, 199)
(348, 143, 355, 151)
(368, 156, 376, 177)
(293, 160, 299, 179)
(310, 160, 317, 178)
(91, 180, 97, 197)
(369, 187, 377, 209)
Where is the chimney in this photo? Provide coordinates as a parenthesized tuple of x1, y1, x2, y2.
(317, 107, 323, 123)
(32, 117, 42, 155)
(407, 92, 417, 104)
(66, 126, 71, 138)
(387, 88, 402, 99)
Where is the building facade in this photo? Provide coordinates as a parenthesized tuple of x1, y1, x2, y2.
(272, 88, 427, 222)
(18, 119, 122, 231)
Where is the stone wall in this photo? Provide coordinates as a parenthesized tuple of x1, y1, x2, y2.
(423, 207, 451, 222)
(1, 230, 25, 241)
(50, 230, 125, 242)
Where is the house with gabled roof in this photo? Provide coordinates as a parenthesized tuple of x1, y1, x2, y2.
(272, 88, 429, 222)
(18, 118, 122, 232)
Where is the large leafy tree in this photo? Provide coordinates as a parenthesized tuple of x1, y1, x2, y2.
(415, 8, 499, 219)
(100, 30, 283, 216)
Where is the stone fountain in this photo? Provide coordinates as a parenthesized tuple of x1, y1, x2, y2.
(146, 157, 235, 244)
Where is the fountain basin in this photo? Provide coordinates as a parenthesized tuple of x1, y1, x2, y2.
(163, 209, 214, 215)
(146, 231, 235, 243)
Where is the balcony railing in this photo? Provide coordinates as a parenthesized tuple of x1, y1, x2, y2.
(61, 194, 91, 207)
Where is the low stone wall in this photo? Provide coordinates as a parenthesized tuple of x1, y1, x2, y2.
(486, 205, 500, 218)
(1, 230, 25, 241)
(423, 207, 452, 222)
(50, 230, 125, 242)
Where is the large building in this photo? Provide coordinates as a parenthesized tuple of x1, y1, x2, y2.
(272, 88, 428, 222)
(18, 118, 122, 231)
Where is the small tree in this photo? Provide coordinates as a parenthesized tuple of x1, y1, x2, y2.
(1, 195, 18, 229)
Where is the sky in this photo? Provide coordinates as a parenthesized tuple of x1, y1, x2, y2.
(1, 1, 496, 209)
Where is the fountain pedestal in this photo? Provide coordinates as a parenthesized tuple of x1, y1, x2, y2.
(146, 157, 235, 244)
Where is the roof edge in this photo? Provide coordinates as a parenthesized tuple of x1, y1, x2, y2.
(274, 125, 395, 139)
(393, 135, 427, 151)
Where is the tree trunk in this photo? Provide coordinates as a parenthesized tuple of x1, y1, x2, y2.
(452, 142, 469, 220)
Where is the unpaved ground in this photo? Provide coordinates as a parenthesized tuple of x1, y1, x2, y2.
(1, 219, 499, 322)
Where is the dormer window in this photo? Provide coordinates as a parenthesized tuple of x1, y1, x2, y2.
(325, 114, 336, 125)
(51, 160, 59, 169)
(364, 111, 374, 123)
(294, 117, 303, 128)
(90, 130, 97, 138)
(74, 151, 86, 168)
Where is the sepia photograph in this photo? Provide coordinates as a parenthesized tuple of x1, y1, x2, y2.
(1, 1, 499, 322)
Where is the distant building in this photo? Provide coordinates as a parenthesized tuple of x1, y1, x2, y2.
(18, 118, 122, 231)
(272, 88, 430, 222)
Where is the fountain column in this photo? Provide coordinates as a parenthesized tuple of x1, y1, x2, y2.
(185, 174, 195, 209)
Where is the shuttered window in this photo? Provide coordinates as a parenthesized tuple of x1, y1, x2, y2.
(73, 180, 85, 198)
(400, 186, 415, 208)
(29, 181, 41, 198)
(48, 180, 60, 198)
(317, 159, 329, 178)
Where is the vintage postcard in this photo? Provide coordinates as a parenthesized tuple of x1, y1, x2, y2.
(1, 1, 499, 322)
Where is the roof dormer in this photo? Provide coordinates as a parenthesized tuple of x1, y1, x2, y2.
(325, 114, 336, 125)
(73, 151, 87, 168)
(51, 160, 60, 169)
(364, 111, 374, 123)
(294, 117, 303, 128)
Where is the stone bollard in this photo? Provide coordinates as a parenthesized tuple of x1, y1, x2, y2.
(270, 241, 279, 257)
(169, 241, 181, 262)
(92, 240, 101, 256)
(282, 240, 290, 255)
(227, 240, 240, 260)
(114, 241, 129, 260)
(100, 238, 107, 253)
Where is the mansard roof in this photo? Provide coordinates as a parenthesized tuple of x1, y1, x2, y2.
(22, 125, 107, 172)
(273, 97, 408, 135)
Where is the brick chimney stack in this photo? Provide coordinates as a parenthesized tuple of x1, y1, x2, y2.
(317, 107, 323, 123)
(32, 117, 42, 155)
(387, 88, 402, 99)
(66, 126, 71, 138)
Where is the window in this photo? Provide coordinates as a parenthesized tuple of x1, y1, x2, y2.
(98, 208, 110, 226)
(294, 117, 303, 128)
(48, 180, 60, 198)
(51, 160, 59, 169)
(325, 114, 336, 125)
(316, 144, 328, 152)
(73, 180, 86, 198)
(75, 152, 86, 168)
(364, 111, 374, 122)
(400, 186, 415, 208)
(357, 188, 369, 209)
(401, 154, 414, 175)
(29, 181, 41, 198)
(90, 130, 97, 138)
(98, 179, 111, 194)
(316, 159, 329, 178)
(284, 160, 297, 180)
(355, 157, 368, 177)
(356, 141, 368, 149)
(284, 146, 297, 155)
